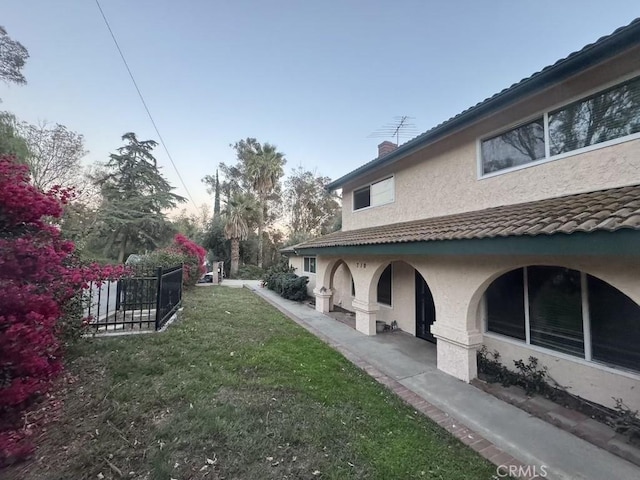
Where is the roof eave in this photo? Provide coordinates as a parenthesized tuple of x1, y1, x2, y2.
(294, 230, 640, 257)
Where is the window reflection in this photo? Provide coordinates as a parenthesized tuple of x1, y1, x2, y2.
(481, 119, 545, 174)
(549, 76, 640, 155)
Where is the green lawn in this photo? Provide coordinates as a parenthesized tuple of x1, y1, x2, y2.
(12, 287, 498, 480)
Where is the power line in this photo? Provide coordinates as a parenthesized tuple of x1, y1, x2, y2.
(94, 0, 197, 208)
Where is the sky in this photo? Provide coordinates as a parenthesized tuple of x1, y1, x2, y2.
(1, 1, 639, 213)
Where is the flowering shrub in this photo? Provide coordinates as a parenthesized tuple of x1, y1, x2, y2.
(173, 234, 207, 285)
(139, 234, 206, 287)
(0, 156, 129, 465)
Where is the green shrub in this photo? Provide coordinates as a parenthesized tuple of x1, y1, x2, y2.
(235, 265, 265, 280)
(264, 258, 295, 287)
(263, 260, 308, 301)
(280, 274, 309, 301)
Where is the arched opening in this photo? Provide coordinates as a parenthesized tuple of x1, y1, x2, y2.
(329, 259, 355, 313)
(483, 266, 640, 373)
(367, 260, 437, 341)
(415, 270, 436, 343)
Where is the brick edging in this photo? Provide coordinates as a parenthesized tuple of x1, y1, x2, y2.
(249, 287, 539, 480)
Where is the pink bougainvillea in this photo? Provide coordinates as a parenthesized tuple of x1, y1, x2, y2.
(0, 155, 129, 465)
(172, 233, 207, 285)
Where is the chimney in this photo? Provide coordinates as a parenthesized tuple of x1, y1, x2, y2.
(378, 140, 397, 158)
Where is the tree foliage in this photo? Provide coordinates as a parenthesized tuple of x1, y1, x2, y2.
(216, 138, 286, 268)
(171, 204, 210, 246)
(284, 166, 341, 242)
(221, 193, 255, 276)
(93, 133, 184, 263)
(18, 121, 87, 191)
(0, 112, 29, 162)
(0, 156, 128, 465)
(138, 234, 206, 287)
(0, 26, 29, 86)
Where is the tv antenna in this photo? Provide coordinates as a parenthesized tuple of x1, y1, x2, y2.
(368, 116, 419, 146)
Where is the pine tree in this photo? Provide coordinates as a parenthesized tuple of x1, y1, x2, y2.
(93, 132, 185, 262)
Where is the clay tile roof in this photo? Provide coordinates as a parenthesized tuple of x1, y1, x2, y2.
(295, 185, 640, 250)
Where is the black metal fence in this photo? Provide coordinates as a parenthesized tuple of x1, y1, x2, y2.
(156, 265, 183, 330)
(84, 265, 183, 333)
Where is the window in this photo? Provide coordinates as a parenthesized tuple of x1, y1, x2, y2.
(480, 76, 640, 176)
(549, 76, 640, 155)
(486, 268, 526, 340)
(303, 256, 316, 274)
(588, 275, 640, 372)
(485, 266, 640, 373)
(481, 119, 545, 175)
(353, 177, 394, 210)
(353, 187, 370, 210)
(377, 264, 392, 306)
(351, 277, 355, 297)
(528, 267, 584, 357)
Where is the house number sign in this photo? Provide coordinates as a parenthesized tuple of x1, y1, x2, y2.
(355, 262, 367, 268)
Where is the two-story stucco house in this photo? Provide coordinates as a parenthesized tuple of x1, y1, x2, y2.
(288, 19, 640, 412)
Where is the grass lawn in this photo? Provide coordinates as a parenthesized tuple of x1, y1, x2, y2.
(8, 286, 498, 480)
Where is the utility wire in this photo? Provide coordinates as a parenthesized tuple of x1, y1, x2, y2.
(94, 0, 197, 208)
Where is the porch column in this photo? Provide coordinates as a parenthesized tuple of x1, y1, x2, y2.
(313, 287, 333, 313)
(430, 322, 483, 382)
(352, 298, 379, 336)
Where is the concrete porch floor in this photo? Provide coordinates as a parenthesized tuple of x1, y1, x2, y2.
(246, 284, 640, 480)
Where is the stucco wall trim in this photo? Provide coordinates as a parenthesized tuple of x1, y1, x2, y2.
(483, 331, 640, 382)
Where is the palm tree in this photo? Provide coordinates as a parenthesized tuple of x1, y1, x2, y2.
(222, 193, 253, 277)
(246, 142, 285, 268)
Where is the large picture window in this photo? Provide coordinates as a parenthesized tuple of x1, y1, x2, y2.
(353, 177, 394, 211)
(485, 266, 640, 373)
(377, 264, 392, 306)
(486, 268, 526, 340)
(481, 76, 640, 176)
(528, 267, 584, 357)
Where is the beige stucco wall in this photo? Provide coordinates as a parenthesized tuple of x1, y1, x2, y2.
(317, 253, 640, 411)
(376, 261, 416, 334)
(332, 263, 354, 311)
(341, 48, 640, 231)
(287, 255, 316, 295)
(483, 336, 640, 412)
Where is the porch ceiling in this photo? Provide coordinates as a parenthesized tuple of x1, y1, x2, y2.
(295, 184, 640, 255)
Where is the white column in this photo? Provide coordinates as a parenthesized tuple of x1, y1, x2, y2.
(313, 287, 333, 313)
(430, 322, 483, 382)
(352, 298, 379, 336)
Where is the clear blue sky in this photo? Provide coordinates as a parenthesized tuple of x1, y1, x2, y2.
(1, 1, 639, 210)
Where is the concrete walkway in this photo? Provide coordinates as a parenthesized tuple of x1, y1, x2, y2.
(244, 284, 640, 480)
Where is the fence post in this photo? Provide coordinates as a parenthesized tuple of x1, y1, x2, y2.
(155, 266, 163, 330)
(115, 280, 122, 311)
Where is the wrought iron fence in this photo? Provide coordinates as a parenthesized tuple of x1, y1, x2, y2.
(156, 265, 183, 330)
(84, 265, 183, 333)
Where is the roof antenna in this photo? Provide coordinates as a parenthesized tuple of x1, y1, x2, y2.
(368, 116, 419, 146)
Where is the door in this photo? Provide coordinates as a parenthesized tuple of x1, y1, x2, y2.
(415, 271, 436, 343)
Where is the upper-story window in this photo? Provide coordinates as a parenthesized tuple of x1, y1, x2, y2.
(480, 75, 640, 176)
(353, 176, 394, 211)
